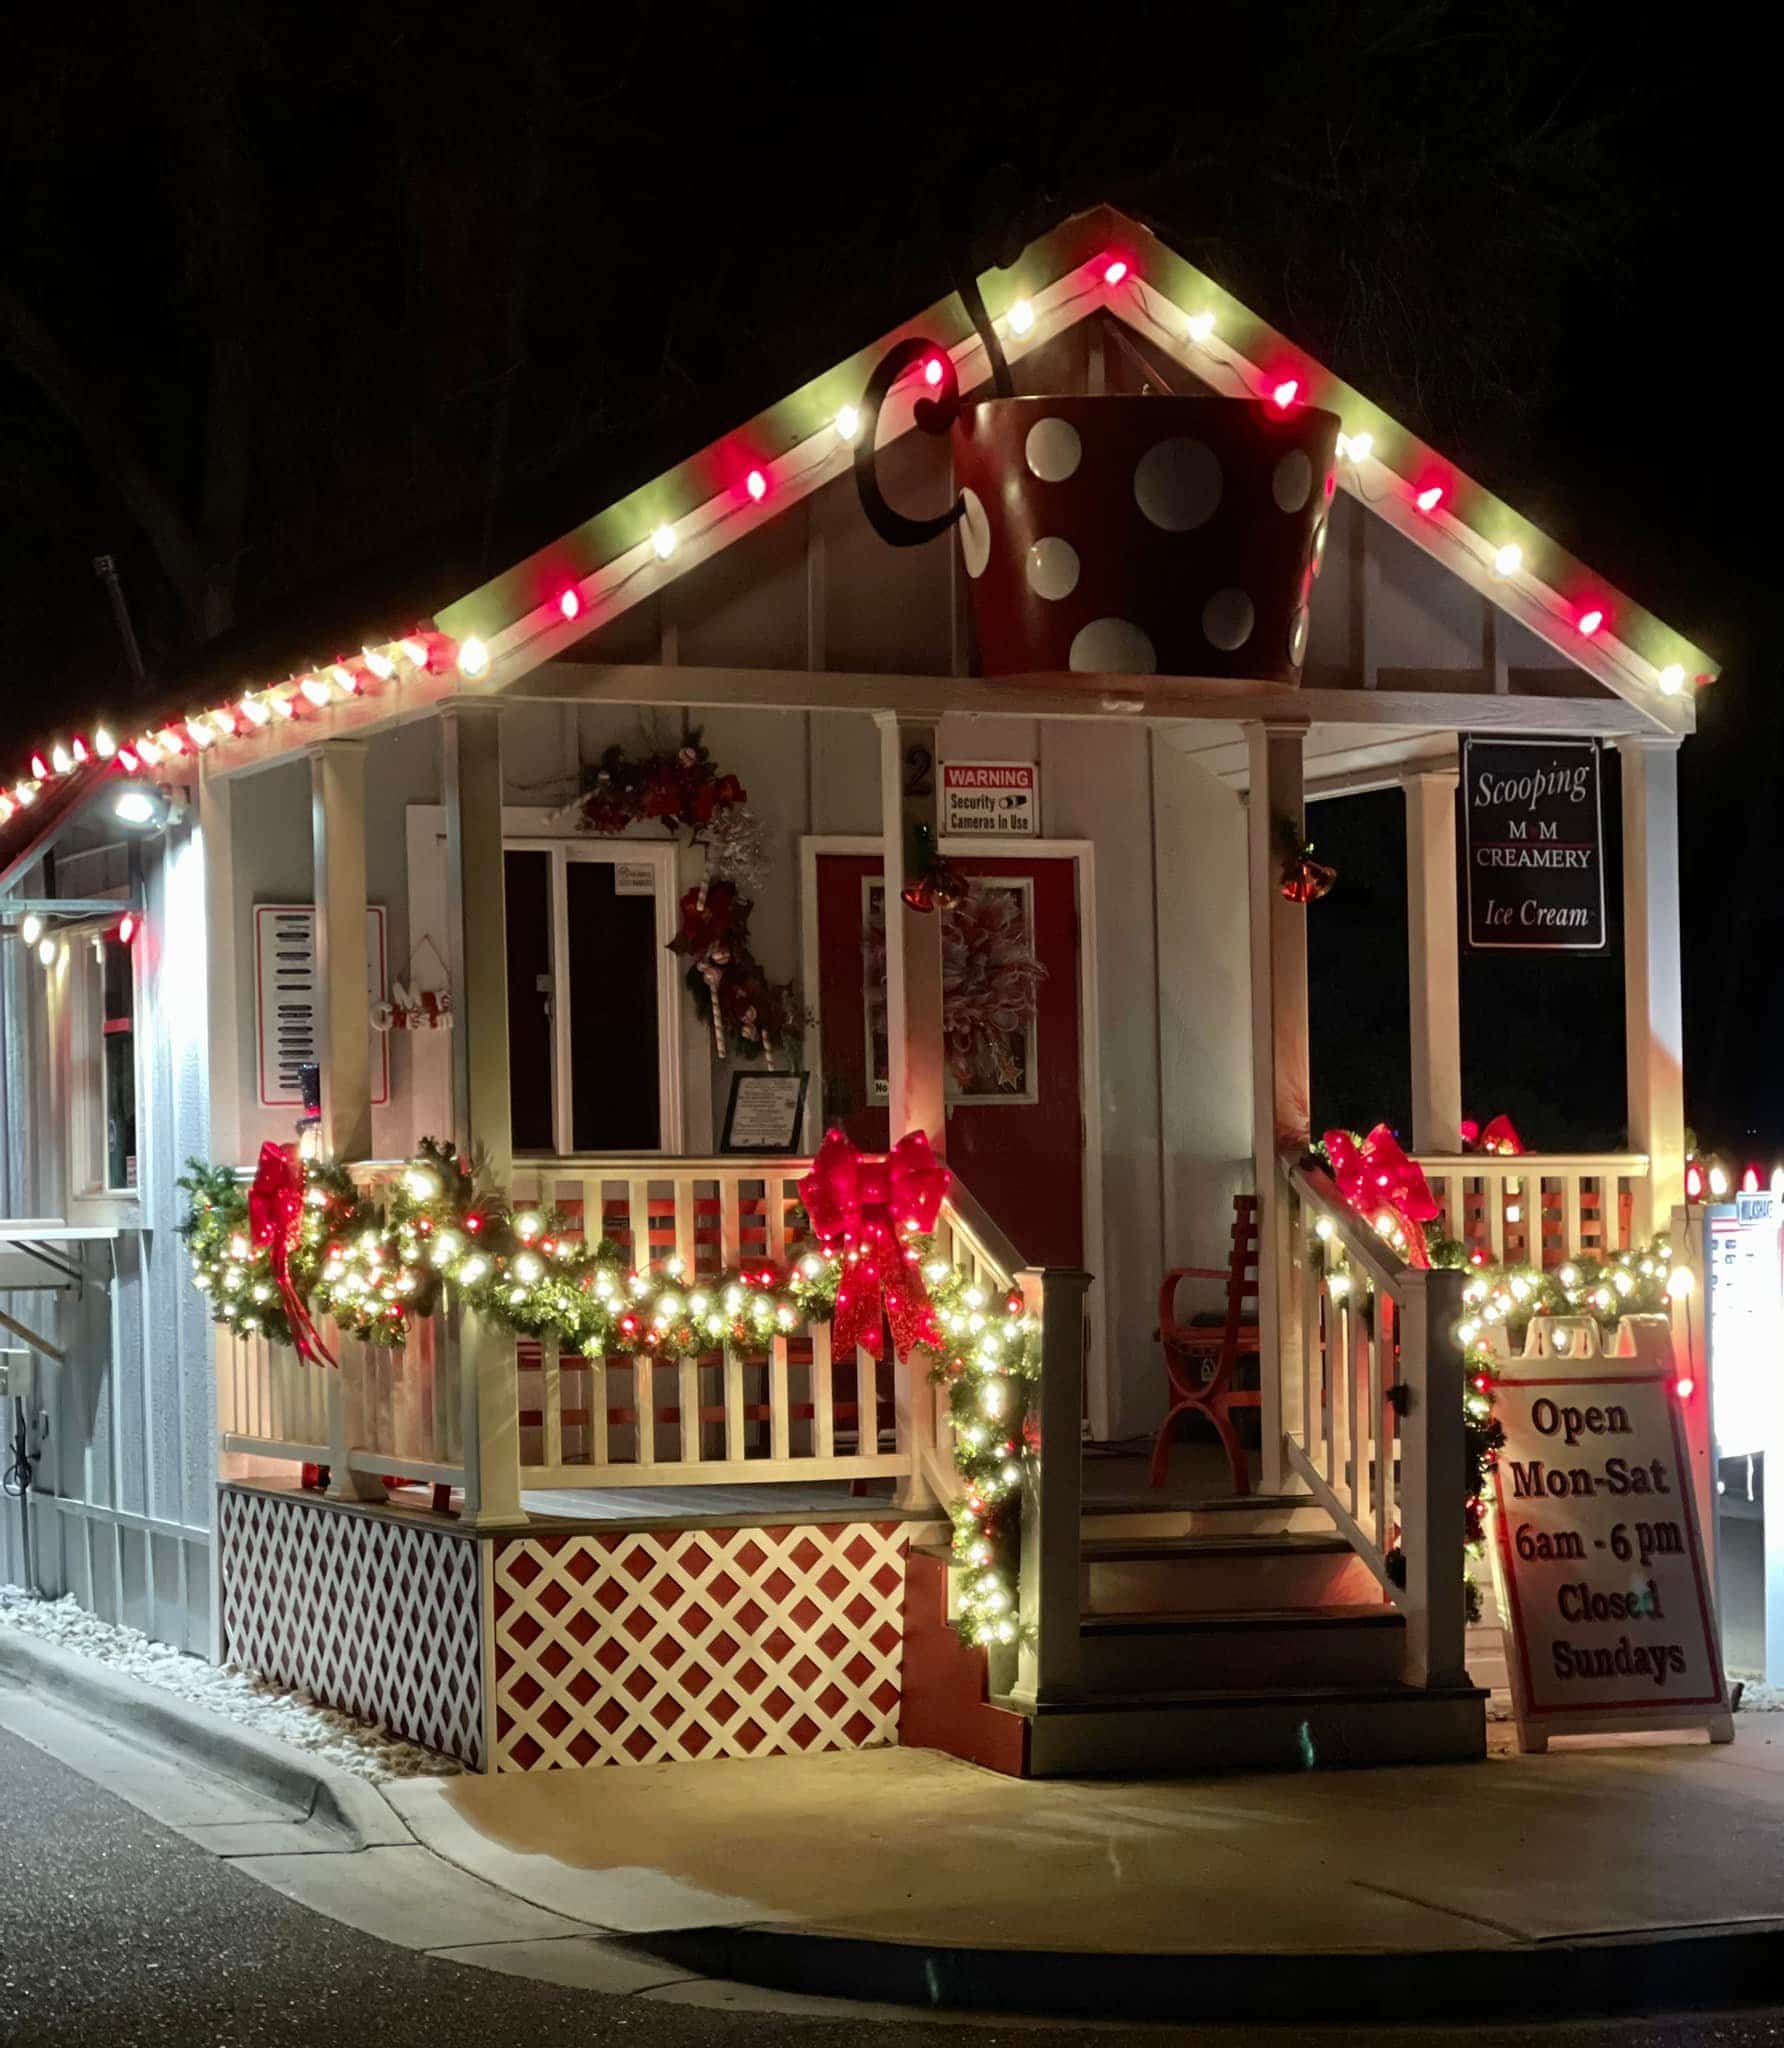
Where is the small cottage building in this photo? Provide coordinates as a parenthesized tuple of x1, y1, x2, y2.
(0, 206, 1714, 1775)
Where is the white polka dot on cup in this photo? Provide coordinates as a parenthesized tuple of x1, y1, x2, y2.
(1289, 606, 1310, 665)
(1134, 437, 1222, 532)
(1202, 587, 1255, 652)
(1310, 517, 1329, 573)
(1025, 418, 1082, 483)
(1026, 537, 1080, 602)
(1070, 617, 1157, 675)
(958, 487, 990, 579)
(1272, 449, 1312, 513)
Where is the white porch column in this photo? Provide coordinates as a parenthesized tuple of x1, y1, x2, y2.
(876, 713, 944, 1512)
(1246, 723, 1311, 1493)
(310, 742, 373, 1164)
(876, 713, 946, 1153)
(1620, 737, 1686, 1236)
(1403, 766, 1463, 1154)
(309, 743, 384, 1505)
(442, 702, 525, 1528)
(198, 766, 245, 1170)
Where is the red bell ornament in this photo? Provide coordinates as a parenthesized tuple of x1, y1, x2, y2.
(1280, 842, 1336, 904)
(1274, 813, 1334, 903)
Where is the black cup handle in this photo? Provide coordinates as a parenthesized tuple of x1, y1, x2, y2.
(853, 337, 966, 549)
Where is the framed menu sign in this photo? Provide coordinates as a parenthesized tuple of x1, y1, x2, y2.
(1489, 1317, 1732, 1754)
(1462, 736, 1606, 951)
(719, 1070, 810, 1154)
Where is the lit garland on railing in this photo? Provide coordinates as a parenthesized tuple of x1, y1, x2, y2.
(1306, 1186, 1685, 1619)
(179, 1139, 1039, 1645)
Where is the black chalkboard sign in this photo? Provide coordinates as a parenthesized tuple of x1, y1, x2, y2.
(1463, 737, 1606, 952)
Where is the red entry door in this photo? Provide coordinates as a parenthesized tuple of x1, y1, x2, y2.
(813, 853, 1083, 1267)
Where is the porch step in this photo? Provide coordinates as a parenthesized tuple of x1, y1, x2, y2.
(1023, 1679, 1486, 1777)
(1079, 1605, 1405, 1692)
(1079, 1492, 1336, 1544)
(1081, 1531, 1381, 1617)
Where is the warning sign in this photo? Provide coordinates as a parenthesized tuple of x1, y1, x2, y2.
(941, 761, 1038, 838)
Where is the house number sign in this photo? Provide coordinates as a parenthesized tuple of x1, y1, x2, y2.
(1462, 736, 1606, 952)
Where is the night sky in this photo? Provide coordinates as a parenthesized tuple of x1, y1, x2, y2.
(2, 5, 1771, 1152)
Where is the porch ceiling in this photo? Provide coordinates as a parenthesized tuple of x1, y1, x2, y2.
(1159, 720, 1455, 798)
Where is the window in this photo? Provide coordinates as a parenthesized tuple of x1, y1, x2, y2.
(501, 840, 678, 1156)
(98, 930, 137, 1192)
(63, 915, 143, 1213)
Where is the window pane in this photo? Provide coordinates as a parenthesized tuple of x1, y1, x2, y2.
(565, 861, 660, 1152)
(101, 936, 136, 1190)
(504, 850, 555, 1152)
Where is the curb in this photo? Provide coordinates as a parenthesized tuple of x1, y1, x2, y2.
(632, 1917, 1784, 2026)
(0, 1629, 410, 1851)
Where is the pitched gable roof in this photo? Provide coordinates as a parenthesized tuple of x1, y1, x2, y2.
(2, 204, 1715, 888)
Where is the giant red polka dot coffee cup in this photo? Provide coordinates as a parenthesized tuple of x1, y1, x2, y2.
(855, 339, 1339, 685)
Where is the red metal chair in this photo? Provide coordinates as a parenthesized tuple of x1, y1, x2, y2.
(1151, 1194, 1261, 1497)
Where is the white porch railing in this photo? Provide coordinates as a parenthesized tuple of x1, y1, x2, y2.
(1412, 1153, 1651, 1266)
(218, 1154, 1031, 1506)
(217, 1161, 467, 1494)
(1281, 1159, 1468, 1689)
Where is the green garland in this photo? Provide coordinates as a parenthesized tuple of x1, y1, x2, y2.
(178, 1139, 1037, 1646)
(1309, 1215, 1678, 1619)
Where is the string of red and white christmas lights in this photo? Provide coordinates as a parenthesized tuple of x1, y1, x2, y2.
(6, 247, 1709, 833)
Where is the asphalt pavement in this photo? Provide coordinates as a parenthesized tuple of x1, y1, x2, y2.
(5, 1720, 1784, 2048)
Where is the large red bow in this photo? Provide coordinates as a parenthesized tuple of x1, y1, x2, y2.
(247, 1142, 337, 1367)
(800, 1128, 952, 1362)
(1461, 1113, 1524, 1156)
(1321, 1124, 1438, 1270)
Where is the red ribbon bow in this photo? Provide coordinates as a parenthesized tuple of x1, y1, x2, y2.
(1321, 1124, 1439, 1270)
(1461, 1113, 1524, 1156)
(247, 1142, 337, 1367)
(800, 1128, 952, 1362)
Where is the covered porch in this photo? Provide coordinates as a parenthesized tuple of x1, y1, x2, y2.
(193, 652, 1690, 1774)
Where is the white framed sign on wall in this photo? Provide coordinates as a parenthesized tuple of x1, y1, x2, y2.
(254, 904, 390, 1109)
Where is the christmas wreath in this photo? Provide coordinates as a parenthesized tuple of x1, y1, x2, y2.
(577, 732, 807, 1061)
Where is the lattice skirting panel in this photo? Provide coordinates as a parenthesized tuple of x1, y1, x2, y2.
(217, 1487, 485, 1768)
(489, 1522, 911, 1772)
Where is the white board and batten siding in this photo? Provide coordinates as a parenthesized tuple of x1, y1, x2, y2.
(0, 824, 218, 1652)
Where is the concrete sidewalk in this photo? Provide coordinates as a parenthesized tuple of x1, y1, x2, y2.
(382, 1724, 1784, 2021)
(14, 1606, 1784, 2024)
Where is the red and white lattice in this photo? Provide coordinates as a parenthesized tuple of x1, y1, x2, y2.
(489, 1522, 909, 1772)
(218, 1487, 484, 1767)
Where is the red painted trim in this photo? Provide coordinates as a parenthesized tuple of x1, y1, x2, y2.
(898, 1551, 1029, 1777)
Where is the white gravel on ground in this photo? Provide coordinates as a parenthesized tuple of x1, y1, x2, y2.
(0, 1585, 460, 1780)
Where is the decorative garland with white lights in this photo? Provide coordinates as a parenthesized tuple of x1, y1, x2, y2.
(1306, 1196, 1684, 1619)
(178, 1138, 1036, 1646)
